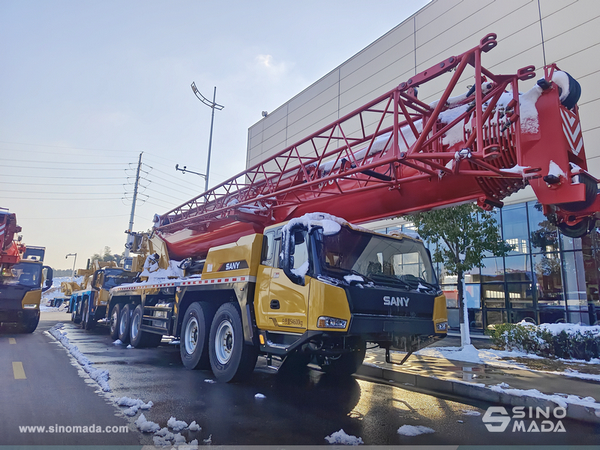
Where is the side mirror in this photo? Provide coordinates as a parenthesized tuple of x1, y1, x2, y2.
(42, 266, 53, 292)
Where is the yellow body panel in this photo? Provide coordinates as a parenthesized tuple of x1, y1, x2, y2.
(254, 264, 309, 332)
(307, 279, 351, 331)
(21, 289, 41, 308)
(433, 294, 448, 333)
(203, 234, 263, 280)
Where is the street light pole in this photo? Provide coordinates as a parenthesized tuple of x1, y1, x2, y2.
(190, 83, 224, 193)
(65, 253, 77, 281)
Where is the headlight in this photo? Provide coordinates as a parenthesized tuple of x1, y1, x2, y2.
(436, 321, 448, 331)
(23, 304, 39, 309)
(317, 316, 347, 329)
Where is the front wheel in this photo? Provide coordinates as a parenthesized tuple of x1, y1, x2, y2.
(21, 311, 40, 333)
(180, 302, 210, 370)
(209, 303, 257, 383)
(109, 304, 121, 340)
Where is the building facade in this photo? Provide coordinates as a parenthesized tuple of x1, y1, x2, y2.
(246, 0, 600, 328)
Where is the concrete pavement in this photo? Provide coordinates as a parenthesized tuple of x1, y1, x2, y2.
(357, 334, 600, 424)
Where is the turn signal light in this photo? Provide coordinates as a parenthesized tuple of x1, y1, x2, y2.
(23, 304, 38, 309)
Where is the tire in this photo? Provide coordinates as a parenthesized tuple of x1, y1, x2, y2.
(81, 300, 96, 330)
(130, 304, 162, 348)
(21, 311, 40, 333)
(559, 217, 592, 238)
(109, 304, 121, 341)
(320, 340, 366, 377)
(180, 302, 210, 370)
(209, 303, 258, 383)
(118, 303, 132, 344)
(72, 299, 82, 324)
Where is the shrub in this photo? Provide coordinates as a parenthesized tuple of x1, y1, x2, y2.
(486, 322, 600, 361)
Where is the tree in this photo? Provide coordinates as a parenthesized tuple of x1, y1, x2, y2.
(90, 246, 125, 266)
(406, 203, 512, 347)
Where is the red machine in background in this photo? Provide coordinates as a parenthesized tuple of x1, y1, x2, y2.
(0, 208, 24, 271)
(155, 33, 597, 261)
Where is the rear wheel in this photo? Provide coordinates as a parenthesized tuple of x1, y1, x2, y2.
(71, 299, 82, 324)
(209, 303, 258, 383)
(118, 304, 132, 344)
(81, 300, 96, 330)
(180, 302, 210, 370)
(109, 304, 121, 340)
(130, 304, 162, 348)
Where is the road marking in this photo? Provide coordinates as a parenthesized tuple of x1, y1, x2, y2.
(13, 362, 26, 379)
(9, 338, 16, 344)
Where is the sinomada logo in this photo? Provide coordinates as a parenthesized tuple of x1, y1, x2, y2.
(482, 406, 567, 433)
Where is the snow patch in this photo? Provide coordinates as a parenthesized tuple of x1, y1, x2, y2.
(396, 424, 435, 436)
(324, 429, 364, 445)
(135, 413, 160, 433)
(254, 393, 266, 399)
(167, 416, 188, 432)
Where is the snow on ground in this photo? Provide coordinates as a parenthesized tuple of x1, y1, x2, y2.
(47, 323, 111, 392)
(115, 396, 153, 417)
(415, 344, 600, 381)
(324, 429, 364, 445)
(396, 424, 435, 436)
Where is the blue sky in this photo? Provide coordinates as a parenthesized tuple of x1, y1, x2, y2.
(0, 0, 430, 269)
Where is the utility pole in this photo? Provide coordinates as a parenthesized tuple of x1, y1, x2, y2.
(191, 83, 224, 193)
(124, 152, 143, 258)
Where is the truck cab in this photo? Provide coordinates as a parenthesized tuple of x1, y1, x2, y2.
(0, 258, 53, 332)
(254, 214, 447, 372)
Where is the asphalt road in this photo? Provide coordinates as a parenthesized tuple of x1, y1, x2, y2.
(1, 309, 598, 447)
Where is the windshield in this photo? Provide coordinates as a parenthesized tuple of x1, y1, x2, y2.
(102, 268, 138, 289)
(0, 262, 43, 288)
(314, 226, 437, 288)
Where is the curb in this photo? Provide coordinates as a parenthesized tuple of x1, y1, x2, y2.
(356, 363, 600, 425)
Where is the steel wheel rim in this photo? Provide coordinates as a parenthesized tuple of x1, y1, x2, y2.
(215, 319, 234, 365)
(119, 309, 127, 336)
(131, 311, 139, 339)
(184, 316, 199, 354)
(111, 308, 118, 333)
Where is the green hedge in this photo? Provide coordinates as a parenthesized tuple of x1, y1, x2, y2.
(485, 322, 600, 361)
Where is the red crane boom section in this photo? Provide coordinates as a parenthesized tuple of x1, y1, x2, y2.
(156, 33, 598, 260)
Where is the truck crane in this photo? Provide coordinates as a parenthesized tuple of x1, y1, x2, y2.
(0, 208, 53, 332)
(105, 34, 596, 382)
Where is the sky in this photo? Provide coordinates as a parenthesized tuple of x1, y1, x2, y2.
(0, 0, 431, 270)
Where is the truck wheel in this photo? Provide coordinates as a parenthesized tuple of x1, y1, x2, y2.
(21, 312, 40, 333)
(81, 300, 96, 330)
(209, 303, 258, 383)
(320, 340, 366, 377)
(72, 300, 82, 324)
(118, 304, 132, 344)
(130, 304, 162, 348)
(109, 304, 121, 340)
(180, 302, 210, 370)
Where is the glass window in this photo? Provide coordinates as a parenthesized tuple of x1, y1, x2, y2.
(480, 257, 504, 282)
(502, 204, 529, 255)
(528, 202, 559, 253)
(482, 283, 505, 309)
(533, 252, 562, 301)
(486, 310, 508, 327)
(482, 208, 502, 257)
(507, 282, 533, 309)
(442, 284, 458, 308)
(504, 255, 531, 282)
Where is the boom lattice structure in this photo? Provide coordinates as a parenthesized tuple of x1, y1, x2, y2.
(157, 34, 597, 260)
